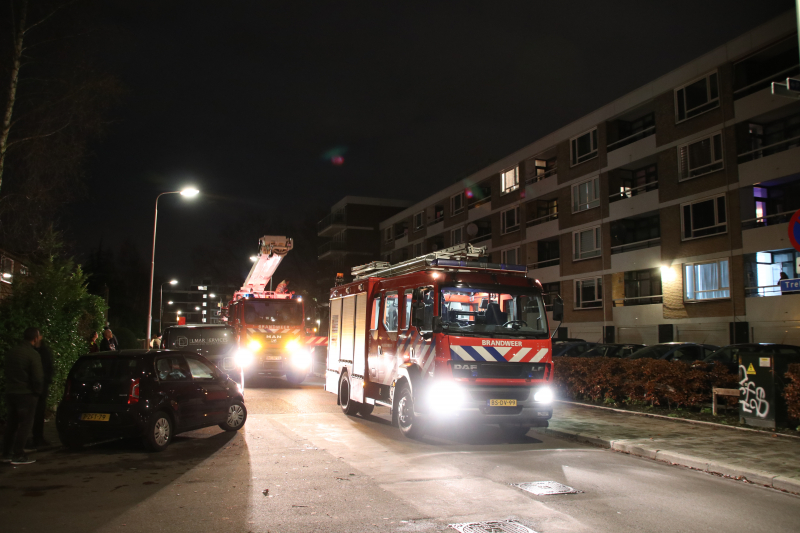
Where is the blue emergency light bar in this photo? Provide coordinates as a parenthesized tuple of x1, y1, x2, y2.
(431, 259, 527, 272)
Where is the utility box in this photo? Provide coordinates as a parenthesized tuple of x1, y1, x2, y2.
(738, 354, 791, 429)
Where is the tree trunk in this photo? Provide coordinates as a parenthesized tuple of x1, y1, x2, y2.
(0, 0, 27, 194)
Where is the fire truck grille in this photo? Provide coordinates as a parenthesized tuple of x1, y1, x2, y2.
(469, 388, 531, 401)
(450, 362, 547, 380)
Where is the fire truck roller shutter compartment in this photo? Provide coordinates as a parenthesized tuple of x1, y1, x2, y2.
(325, 297, 343, 394)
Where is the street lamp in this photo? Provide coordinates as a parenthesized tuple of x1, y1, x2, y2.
(147, 187, 199, 340)
(159, 279, 178, 333)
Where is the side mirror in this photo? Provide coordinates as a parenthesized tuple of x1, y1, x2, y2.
(552, 296, 564, 322)
(431, 316, 443, 334)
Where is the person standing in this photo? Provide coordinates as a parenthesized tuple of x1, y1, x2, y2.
(29, 338, 54, 448)
(2, 327, 44, 465)
(88, 331, 99, 353)
(99, 329, 117, 351)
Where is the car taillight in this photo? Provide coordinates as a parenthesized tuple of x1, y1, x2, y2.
(128, 379, 140, 405)
(64, 378, 73, 401)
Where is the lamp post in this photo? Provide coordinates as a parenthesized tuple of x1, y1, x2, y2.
(159, 279, 178, 333)
(147, 187, 199, 341)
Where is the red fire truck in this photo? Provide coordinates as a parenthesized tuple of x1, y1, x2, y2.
(324, 244, 563, 438)
(223, 236, 316, 384)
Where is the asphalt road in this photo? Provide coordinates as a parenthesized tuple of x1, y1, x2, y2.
(1, 376, 798, 533)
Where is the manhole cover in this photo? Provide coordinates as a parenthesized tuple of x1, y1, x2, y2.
(511, 481, 582, 495)
(448, 520, 538, 533)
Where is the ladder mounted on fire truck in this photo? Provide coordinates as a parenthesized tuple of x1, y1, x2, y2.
(232, 236, 293, 301)
(351, 243, 528, 281)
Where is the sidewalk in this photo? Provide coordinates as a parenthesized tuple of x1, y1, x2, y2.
(541, 401, 800, 494)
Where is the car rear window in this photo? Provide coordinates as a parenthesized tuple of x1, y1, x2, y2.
(71, 357, 140, 381)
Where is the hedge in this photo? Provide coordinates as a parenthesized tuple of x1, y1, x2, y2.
(551, 358, 738, 409)
(786, 363, 800, 421)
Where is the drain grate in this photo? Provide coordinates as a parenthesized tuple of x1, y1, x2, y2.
(448, 520, 538, 533)
(511, 481, 582, 495)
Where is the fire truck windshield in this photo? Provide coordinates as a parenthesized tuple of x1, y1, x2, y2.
(440, 286, 548, 339)
(243, 300, 303, 326)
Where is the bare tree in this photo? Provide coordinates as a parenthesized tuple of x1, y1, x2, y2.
(0, 0, 122, 254)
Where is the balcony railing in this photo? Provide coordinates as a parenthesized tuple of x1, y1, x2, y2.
(741, 209, 797, 230)
(738, 134, 800, 163)
(318, 241, 347, 256)
(733, 64, 800, 100)
(609, 180, 658, 203)
(610, 237, 661, 255)
(317, 211, 346, 233)
(606, 126, 656, 152)
(432, 213, 444, 224)
(525, 166, 557, 185)
(470, 232, 492, 244)
(528, 257, 559, 270)
(745, 285, 788, 297)
(526, 211, 558, 228)
(612, 295, 664, 307)
(468, 195, 492, 210)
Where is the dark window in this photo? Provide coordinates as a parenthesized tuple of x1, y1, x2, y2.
(155, 356, 190, 381)
(623, 268, 663, 306)
(614, 164, 658, 201)
(537, 239, 560, 266)
(611, 214, 660, 248)
(185, 356, 216, 380)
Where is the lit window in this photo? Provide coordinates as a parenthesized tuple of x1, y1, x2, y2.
(573, 226, 601, 260)
(684, 259, 730, 301)
(681, 194, 727, 240)
(678, 132, 723, 180)
(501, 207, 520, 234)
(575, 277, 603, 308)
(572, 176, 600, 212)
(570, 128, 598, 166)
(501, 167, 519, 194)
(675, 71, 719, 122)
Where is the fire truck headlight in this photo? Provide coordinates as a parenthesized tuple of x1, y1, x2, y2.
(290, 350, 312, 370)
(427, 381, 465, 413)
(285, 339, 301, 354)
(533, 387, 553, 404)
(234, 349, 254, 368)
(248, 340, 262, 352)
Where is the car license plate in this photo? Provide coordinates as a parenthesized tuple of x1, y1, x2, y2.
(489, 399, 517, 407)
(80, 413, 110, 422)
(264, 355, 282, 361)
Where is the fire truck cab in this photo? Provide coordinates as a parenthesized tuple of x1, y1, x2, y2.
(324, 244, 561, 438)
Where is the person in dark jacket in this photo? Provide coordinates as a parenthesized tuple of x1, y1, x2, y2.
(29, 338, 54, 448)
(88, 331, 99, 353)
(2, 327, 43, 465)
(100, 329, 118, 351)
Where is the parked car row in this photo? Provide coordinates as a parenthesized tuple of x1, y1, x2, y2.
(552, 339, 800, 371)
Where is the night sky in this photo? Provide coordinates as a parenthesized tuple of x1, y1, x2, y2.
(67, 0, 794, 282)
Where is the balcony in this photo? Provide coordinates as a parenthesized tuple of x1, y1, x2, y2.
(526, 216, 559, 241)
(525, 166, 557, 186)
(610, 243, 661, 273)
(318, 211, 346, 237)
(741, 211, 794, 253)
(612, 294, 663, 307)
(318, 240, 347, 259)
(738, 139, 800, 187)
(524, 168, 559, 200)
(606, 127, 657, 170)
(468, 199, 492, 221)
(610, 237, 661, 255)
(608, 187, 659, 221)
(745, 292, 800, 324)
(527, 259, 559, 282)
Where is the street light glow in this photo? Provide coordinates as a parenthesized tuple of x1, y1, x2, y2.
(195, 306, 200, 310)
(168, 301, 173, 305)
(209, 293, 215, 298)
(250, 255, 258, 262)
(180, 187, 200, 197)
(177, 310, 182, 314)
(169, 279, 178, 285)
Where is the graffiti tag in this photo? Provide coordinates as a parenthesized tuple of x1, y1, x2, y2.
(739, 365, 769, 418)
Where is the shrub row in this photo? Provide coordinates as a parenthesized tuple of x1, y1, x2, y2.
(551, 358, 738, 409)
(785, 363, 800, 421)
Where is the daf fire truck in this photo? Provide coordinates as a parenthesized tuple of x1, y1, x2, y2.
(224, 236, 315, 384)
(324, 244, 563, 438)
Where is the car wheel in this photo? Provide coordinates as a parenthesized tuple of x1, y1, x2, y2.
(58, 432, 83, 450)
(219, 401, 247, 431)
(358, 402, 374, 417)
(499, 423, 532, 439)
(144, 411, 173, 452)
(396, 383, 424, 439)
(285, 371, 306, 385)
(339, 373, 361, 415)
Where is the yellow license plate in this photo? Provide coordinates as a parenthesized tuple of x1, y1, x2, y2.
(489, 399, 517, 407)
(264, 355, 282, 361)
(80, 413, 110, 422)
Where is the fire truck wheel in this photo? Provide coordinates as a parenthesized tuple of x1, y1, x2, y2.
(499, 423, 531, 439)
(358, 403, 374, 417)
(338, 373, 361, 416)
(396, 383, 424, 439)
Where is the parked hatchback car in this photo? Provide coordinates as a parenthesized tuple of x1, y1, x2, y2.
(583, 343, 646, 358)
(57, 350, 246, 452)
(552, 341, 597, 357)
(703, 343, 800, 374)
(626, 342, 719, 362)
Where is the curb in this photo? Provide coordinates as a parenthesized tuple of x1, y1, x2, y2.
(539, 427, 800, 495)
(556, 400, 800, 441)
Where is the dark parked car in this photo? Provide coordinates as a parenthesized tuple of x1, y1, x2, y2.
(583, 343, 646, 358)
(162, 324, 239, 379)
(57, 350, 246, 452)
(552, 341, 597, 357)
(703, 343, 800, 374)
(626, 342, 719, 362)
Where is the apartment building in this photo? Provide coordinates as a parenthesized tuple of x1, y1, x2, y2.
(161, 280, 238, 330)
(317, 196, 411, 291)
(379, 12, 800, 346)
